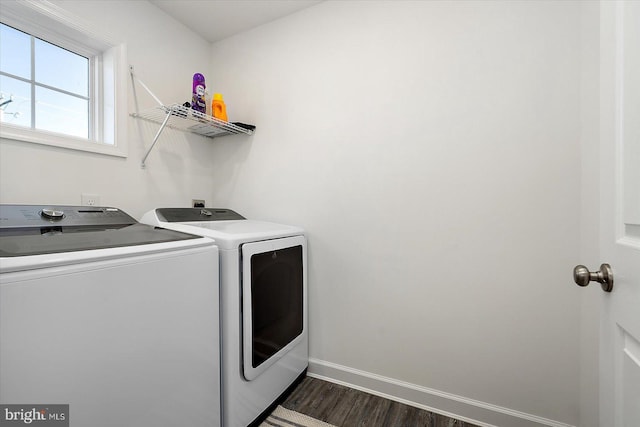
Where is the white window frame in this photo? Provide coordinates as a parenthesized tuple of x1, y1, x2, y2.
(0, 0, 127, 157)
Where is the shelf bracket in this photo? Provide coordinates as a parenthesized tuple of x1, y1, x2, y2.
(140, 106, 172, 169)
(131, 65, 167, 169)
(130, 66, 164, 107)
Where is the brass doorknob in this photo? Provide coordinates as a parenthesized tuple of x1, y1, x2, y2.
(573, 263, 614, 292)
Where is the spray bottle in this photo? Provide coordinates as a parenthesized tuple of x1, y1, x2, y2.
(192, 73, 206, 114)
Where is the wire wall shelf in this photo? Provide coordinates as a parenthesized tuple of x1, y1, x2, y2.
(130, 66, 255, 168)
(131, 104, 254, 139)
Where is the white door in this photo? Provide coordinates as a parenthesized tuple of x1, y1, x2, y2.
(598, 1, 640, 426)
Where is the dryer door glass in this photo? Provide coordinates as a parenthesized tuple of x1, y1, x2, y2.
(241, 236, 306, 381)
(251, 245, 302, 367)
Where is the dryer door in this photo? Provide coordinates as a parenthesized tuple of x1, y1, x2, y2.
(241, 235, 306, 381)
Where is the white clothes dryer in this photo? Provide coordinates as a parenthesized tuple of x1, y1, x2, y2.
(140, 208, 308, 427)
(0, 205, 221, 427)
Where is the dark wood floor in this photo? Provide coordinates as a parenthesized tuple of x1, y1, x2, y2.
(281, 376, 480, 427)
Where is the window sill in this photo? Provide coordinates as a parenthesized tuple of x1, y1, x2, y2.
(0, 123, 127, 158)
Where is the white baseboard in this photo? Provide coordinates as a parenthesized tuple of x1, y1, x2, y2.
(307, 358, 575, 427)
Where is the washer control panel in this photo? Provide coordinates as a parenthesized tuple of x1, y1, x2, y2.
(0, 205, 137, 229)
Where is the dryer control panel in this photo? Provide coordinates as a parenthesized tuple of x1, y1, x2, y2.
(156, 208, 245, 222)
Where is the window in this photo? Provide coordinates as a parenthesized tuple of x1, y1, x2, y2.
(1, 23, 90, 139)
(0, 1, 127, 157)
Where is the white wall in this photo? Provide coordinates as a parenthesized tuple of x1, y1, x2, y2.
(209, 1, 592, 426)
(0, 0, 219, 219)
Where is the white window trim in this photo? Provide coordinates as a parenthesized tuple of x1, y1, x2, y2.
(0, 0, 127, 158)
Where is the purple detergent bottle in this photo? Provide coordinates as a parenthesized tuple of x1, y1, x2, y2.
(192, 73, 206, 114)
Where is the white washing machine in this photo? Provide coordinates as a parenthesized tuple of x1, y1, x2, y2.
(140, 208, 308, 427)
(0, 205, 221, 427)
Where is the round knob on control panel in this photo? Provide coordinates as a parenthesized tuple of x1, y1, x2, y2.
(41, 209, 65, 220)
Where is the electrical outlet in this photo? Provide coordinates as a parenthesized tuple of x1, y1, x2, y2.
(81, 193, 100, 206)
(192, 199, 205, 208)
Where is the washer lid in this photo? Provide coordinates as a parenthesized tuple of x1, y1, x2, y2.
(0, 205, 201, 257)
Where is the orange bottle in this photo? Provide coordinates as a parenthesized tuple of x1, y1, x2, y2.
(212, 93, 228, 122)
